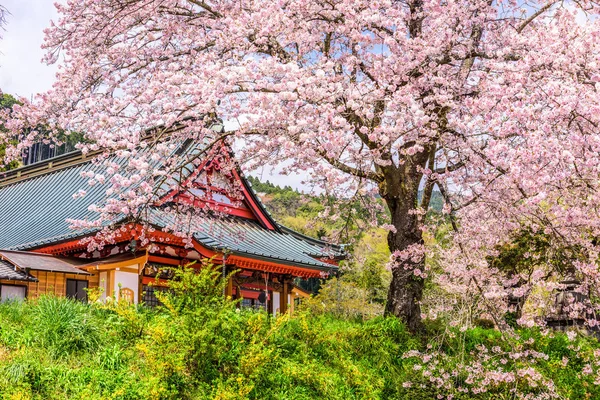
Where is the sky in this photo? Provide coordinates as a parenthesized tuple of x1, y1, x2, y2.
(0, 1, 305, 189)
(0, 0, 59, 98)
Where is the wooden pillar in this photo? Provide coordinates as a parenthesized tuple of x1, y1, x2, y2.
(108, 270, 115, 299)
(290, 292, 296, 314)
(138, 273, 143, 304)
(268, 290, 273, 315)
(280, 278, 289, 314)
(225, 276, 233, 299)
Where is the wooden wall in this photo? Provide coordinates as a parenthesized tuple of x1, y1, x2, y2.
(0, 279, 29, 289)
(25, 271, 99, 299)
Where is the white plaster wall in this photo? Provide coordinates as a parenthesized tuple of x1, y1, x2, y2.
(272, 291, 280, 317)
(114, 270, 139, 304)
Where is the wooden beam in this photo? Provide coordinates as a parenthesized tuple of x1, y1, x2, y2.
(228, 256, 327, 279)
(82, 254, 148, 272)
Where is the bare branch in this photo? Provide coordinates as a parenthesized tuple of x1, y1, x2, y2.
(186, 0, 223, 18)
(315, 147, 383, 182)
(433, 161, 465, 174)
(517, 1, 559, 34)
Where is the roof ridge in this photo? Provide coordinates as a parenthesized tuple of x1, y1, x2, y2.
(0, 249, 61, 257)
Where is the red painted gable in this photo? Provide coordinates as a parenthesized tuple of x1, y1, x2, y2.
(156, 143, 275, 229)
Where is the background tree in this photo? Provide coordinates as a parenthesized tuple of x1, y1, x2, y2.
(4, 0, 600, 332)
(0, 93, 20, 171)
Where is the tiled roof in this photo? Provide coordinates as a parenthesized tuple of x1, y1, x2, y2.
(0, 250, 90, 275)
(0, 133, 340, 272)
(0, 153, 120, 250)
(148, 209, 338, 271)
(0, 137, 210, 250)
(0, 259, 37, 281)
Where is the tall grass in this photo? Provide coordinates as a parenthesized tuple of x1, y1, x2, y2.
(32, 296, 100, 357)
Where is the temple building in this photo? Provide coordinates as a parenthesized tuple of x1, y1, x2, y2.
(0, 126, 342, 314)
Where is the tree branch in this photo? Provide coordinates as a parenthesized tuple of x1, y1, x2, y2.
(186, 0, 223, 18)
(517, 1, 559, 34)
(433, 161, 465, 174)
(420, 148, 437, 210)
(315, 147, 383, 182)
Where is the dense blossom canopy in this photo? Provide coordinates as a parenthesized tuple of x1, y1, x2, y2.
(2, 0, 600, 328)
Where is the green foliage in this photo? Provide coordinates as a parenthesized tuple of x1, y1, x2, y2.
(0, 93, 19, 110)
(31, 296, 101, 357)
(303, 229, 392, 320)
(487, 228, 578, 278)
(0, 268, 598, 399)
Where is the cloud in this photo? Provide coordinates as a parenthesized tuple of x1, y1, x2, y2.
(0, 0, 60, 98)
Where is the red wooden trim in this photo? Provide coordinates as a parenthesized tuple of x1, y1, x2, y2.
(35, 223, 189, 256)
(141, 277, 170, 286)
(228, 255, 326, 279)
(191, 240, 219, 259)
(156, 156, 212, 206)
(174, 194, 256, 219)
(147, 255, 182, 266)
(231, 169, 276, 230)
(155, 146, 259, 221)
(240, 289, 270, 300)
(316, 257, 340, 266)
(33, 238, 90, 255)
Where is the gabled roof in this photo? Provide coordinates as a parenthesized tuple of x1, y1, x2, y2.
(0, 250, 90, 275)
(0, 133, 340, 272)
(0, 259, 37, 281)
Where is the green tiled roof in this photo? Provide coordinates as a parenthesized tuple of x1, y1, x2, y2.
(148, 210, 338, 271)
(0, 137, 340, 271)
(0, 153, 117, 249)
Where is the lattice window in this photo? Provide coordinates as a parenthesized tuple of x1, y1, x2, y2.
(142, 285, 171, 307)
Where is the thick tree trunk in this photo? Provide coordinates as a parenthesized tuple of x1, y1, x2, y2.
(376, 149, 430, 331)
(383, 195, 426, 333)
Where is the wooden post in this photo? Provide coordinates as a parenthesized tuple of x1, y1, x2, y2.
(108, 270, 115, 299)
(280, 278, 289, 314)
(268, 290, 273, 315)
(225, 276, 233, 299)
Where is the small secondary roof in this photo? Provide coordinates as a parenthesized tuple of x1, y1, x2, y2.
(0, 259, 37, 281)
(148, 209, 339, 271)
(0, 250, 90, 275)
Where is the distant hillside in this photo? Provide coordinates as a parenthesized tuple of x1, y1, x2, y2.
(247, 175, 443, 218)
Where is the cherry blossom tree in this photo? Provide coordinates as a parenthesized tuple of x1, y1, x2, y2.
(4, 0, 600, 332)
